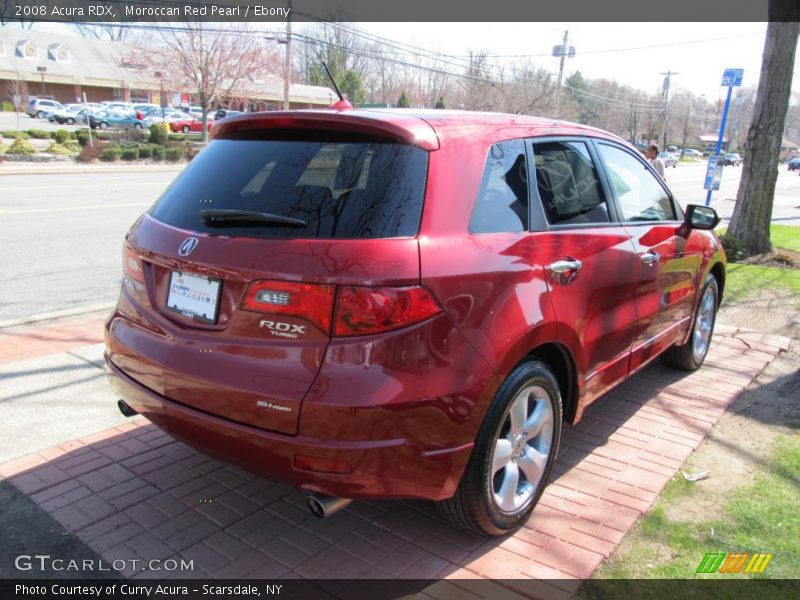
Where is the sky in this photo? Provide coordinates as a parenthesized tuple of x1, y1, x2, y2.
(29, 20, 800, 103)
(357, 22, 798, 102)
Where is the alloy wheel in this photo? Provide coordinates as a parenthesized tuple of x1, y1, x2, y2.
(490, 384, 554, 513)
(692, 284, 716, 362)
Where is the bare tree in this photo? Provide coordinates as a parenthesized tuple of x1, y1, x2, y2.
(4, 76, 27, 136)
(627, 92, 642, 143)
(148, 24, 277, 142)
(728, 16, 800, 256)
(785, 92, 800, 140)
(71, 22, 131, 43)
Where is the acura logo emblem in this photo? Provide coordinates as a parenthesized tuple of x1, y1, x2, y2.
(178, 237, 199, 256)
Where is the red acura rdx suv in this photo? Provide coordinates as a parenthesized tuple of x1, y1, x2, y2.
(105, 108, 725, 535)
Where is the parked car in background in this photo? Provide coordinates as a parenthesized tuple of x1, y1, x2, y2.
(176, 106, 204, 119)
(27, 98, 63, 118)
(683, 148, 703, 158)
(133, 103, 160, 114)
(170, 117, 214, 134)
(659, 151, 678, 168)
(101, 102, 136, 112)
(51, 104, 89, 125)
(721, 152, 742, 166)
(143, 111, 189, 126)
(89, 110, 146, 130)
(106, 108, 727, 536)
(786, 157, 800, 171)
(215, 109, 244, 120)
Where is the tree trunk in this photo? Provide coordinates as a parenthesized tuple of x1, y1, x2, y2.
(728, 20, 799, 256)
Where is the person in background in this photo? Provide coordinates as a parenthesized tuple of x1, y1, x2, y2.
(645, 144, 665, 179)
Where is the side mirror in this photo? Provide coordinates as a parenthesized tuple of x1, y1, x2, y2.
(684, 204, 720, 230)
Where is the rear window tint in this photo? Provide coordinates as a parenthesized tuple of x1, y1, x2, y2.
(150, 139, 428, 239)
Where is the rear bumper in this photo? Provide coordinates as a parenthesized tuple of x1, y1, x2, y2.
(105, 356, 474, 501)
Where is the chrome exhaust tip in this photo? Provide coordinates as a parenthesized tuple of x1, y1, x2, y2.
(117, 399, 138, 417)
(307, 494, 352, 518)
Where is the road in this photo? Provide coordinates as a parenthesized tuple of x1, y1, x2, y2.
(0, 111, 87, 134)
(664, 160, 800, 224)
(0, 169, 182, 323)
(1, 163, 798, 324)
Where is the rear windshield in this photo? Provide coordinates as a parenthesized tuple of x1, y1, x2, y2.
(150, 138, 429, 239)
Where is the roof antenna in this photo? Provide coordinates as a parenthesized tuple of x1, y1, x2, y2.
(322, 61, 353, 110)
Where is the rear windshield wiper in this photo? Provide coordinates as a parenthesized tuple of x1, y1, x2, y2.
(199, 209, 307, 227)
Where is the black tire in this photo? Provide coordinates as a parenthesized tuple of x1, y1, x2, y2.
(438, 360, 563, 535)
(134, 123, 142, 129)
(99, 122, 108, 130)
(67, 118, 75, 125)
(663, 274, 719, 371)
(182, 125, 190, 134)
(36, 111, 44, 119)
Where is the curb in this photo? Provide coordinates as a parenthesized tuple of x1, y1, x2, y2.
(0, 303, 114, 329)
(0, 164, 185, 176)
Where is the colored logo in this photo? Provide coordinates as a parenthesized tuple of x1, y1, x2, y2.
(696, 552, 773, 574)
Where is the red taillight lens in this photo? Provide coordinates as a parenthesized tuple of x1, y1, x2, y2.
(123, 246, 144, 283)
(333, 286, 442, 337)
(242, 280, 335, 334)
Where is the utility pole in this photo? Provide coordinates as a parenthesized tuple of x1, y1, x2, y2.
(283, 0, 292, 110)
(660, 70, 678, 148)
(553, 29, 575, 119)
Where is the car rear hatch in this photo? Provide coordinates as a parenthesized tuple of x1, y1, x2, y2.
(109, 113, 436, 435)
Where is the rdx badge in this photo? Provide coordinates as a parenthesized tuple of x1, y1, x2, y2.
(259, 320, 307, 339)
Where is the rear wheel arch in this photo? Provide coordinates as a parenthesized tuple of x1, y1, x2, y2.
(525, 342, 578, 425)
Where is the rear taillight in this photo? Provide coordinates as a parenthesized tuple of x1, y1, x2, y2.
(241, 281, 442, 337)
(242, 280, 335, 334)
(334, 286, 442, 337)
(123, 246, 144, 283)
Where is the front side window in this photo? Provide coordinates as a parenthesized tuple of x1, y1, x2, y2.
(469, 140, 528, 234)
(598, 144, 677, 222)
(532, 141, 610, 225)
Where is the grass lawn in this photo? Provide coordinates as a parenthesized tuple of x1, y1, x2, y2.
(724, 264, 800, 306)
(582, 224, 800, 591)
(591, 433, 800, 582)
(769, 224, 800, 253)
(720, 224, 800, 306)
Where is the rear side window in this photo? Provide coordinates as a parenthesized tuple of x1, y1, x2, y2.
(150, 139, 429, 239)
(532, 141, 610, 226)
(469, 140, 529, 234)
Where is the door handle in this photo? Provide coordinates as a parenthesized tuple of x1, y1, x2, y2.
(640, 250, 660, 265)
(549, 258, 583, 274)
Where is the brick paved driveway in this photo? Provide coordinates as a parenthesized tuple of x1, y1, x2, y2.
(0, 315, 789, 598)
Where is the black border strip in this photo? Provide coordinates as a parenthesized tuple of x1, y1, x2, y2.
(3, 578, 800, 599)
(1, 0, 798, 23)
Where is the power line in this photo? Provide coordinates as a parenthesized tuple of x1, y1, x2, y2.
(67, 21, 717, 123)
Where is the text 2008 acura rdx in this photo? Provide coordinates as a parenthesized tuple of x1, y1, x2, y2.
(105, 108, 725, 535)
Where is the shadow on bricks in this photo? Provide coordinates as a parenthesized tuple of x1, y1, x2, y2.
(0, 329, 787, 588)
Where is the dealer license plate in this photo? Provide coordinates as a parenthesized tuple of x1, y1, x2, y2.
(166, 271, 221, 324)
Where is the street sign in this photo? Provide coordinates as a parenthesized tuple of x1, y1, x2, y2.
(703, 156, 723, 191)
(721, 68, 744, 87)
(705, 67, 744, 205)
